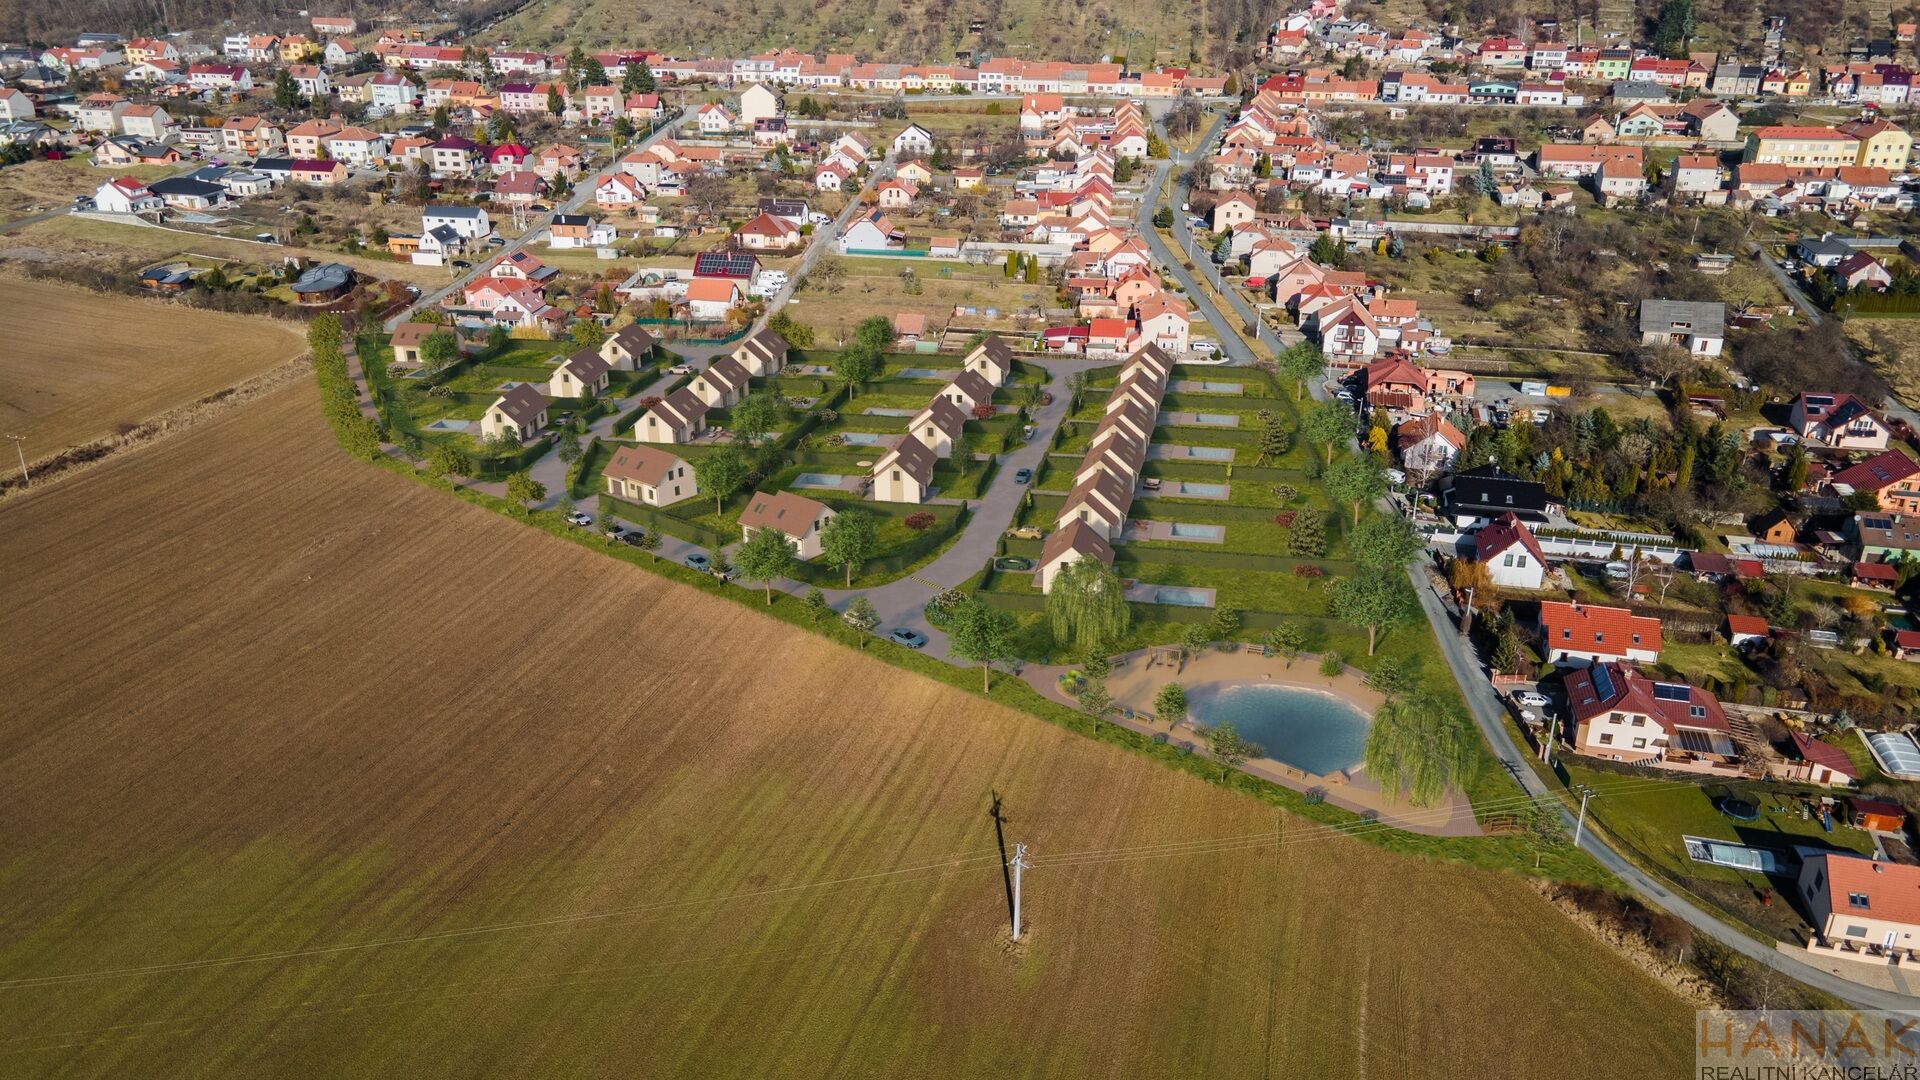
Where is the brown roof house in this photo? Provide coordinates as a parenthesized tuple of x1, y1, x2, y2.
(731, 328, 790, 377)
(1056, 469, 1136, 541)
(739, 490, 836, 561)
(963, 335, 1015, 386)
(603, 445, 697, 508)
(937, 369, 997, 414)
(906, 397, 969, 458)
(1038, 519, 1116, 592)
(389, 321, 449, 366)
(689, 357, 753, 410)
(634, 387, 710, 444)
(872, 435, 937, 503)
(480, 382, 549, 442)
(598, 324, 657, 370)
(548, 348, 611, 399)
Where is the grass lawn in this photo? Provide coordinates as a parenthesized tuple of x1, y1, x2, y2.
(1557, 759, 1877, 941)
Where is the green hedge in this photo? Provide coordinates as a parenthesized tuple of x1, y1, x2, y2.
(604, 493, 731, 548)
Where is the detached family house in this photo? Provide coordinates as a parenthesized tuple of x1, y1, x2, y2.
(599, 324, 657, 370)
(1474, 512, 1547, 589)
(1038, 519, 1115, 593)
(1638, 299, 1725, 357)
(732, 328, 790, 377)
(907, 398, 968, 458)
(1798, 854, 1920, 962)
(1790, 392, 1888, 451)
(1538, 601, 1662, 666)
(603, 445, 697, 508)
(739, 490, 835, 560)
(480, 383, 549, 442)
(548, 349, 611, 399)
(1567, 661, 1737, 770)
(872, 436, 937, 504)
(634, 389, 710, 445)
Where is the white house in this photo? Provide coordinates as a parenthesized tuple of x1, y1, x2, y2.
(599, 324, 657, 370)
(1538, 601, 1663, 667)
(937, 369, 996, 414)
(739, 83, 781, 126)
(422, 205, 491, 240)
(1038, 519, 1115, 592)
(872, 436, 936, 503)
(697, 102, 737, 135)
(963, 335, 1014, 386)
(739, 489, 835, 561)
(479, 383, 549, 442)
(684, 277, 743, 321)
(634, 388, 710, 444)
(1474, 512, 1547, 589)
(731, 328, 789, 376)
(890, 123, 934, 159)
(1638, 299, 1725, 357)
(603, 445, 697, 508)
(92, 176, 161, 213)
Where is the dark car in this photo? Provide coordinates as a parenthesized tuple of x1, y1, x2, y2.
(1013, 468, 1032, 484)
(451, 259, 471, 269)
(684, 552, 711, 571)
(889, 628, 928, 649)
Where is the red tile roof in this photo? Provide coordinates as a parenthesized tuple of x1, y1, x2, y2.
(1565, 660, 1727, 733)
(1811, 855, 1920, 927)
(1539, 601, 1663, 657)
(1790, 732, 1857, 779)
(1832, 449, 1920, 493)
(1474, 512, 1546, 567)
(1726, 614, 1769, 637)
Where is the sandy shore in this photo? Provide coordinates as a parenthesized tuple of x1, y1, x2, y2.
(1024, 646, 1481, 837)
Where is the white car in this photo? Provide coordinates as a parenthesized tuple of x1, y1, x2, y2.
(565, 511, 594, 527)
(1191, 341, 1219, 354)
(668, 364, 693, 375)
(1512, 691, 1552, 710)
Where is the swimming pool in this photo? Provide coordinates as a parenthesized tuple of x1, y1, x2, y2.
(896, 368, 948, 379)
(1186, 446, 1234, 460)
(792, 472, 850, 488)
(864, 408, 917, 417)
(426, 418, 472, 431)
(1195, 413, 1237, 426)
(1188, 684, 1371, 776)
(839, 432, 883, 445)
(1176, 482, 1228, 496)
(1169, 523, 1222, 539)
(1154, 587, 1213, 607)
(1866, 731, 1920, 780)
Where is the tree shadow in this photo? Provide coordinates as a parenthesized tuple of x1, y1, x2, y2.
(990, 790, 1014, 929)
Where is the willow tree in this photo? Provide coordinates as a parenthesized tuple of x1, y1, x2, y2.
(1046, 557, 1130, 655)
(1365, 693, 1477, 807)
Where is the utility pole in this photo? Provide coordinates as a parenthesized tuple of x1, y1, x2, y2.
(4, 433, 26, 485)
(1573, 784, 1599, 846)
(1540, 714, 1556, 765)
(1460, 584, 1476, 636)
(1008, 842, 1031, 941)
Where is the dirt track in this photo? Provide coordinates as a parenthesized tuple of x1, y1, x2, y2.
(0, 381, 1694, 1077)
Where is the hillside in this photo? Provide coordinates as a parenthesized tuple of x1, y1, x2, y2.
(491, 0, 1267, 70)
(0, 379, 1696, 1077)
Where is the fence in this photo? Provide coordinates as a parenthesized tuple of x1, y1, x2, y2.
(603, 494, 731, 549)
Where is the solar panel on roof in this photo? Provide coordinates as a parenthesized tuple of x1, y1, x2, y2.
(1590, 665, 1615, 700)
(1652, 683, 1691, 701)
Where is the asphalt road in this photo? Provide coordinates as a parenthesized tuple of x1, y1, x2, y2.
(1749, 241, 1920, 431)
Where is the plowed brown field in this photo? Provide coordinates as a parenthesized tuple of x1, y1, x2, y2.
(0, 276, 303, 464)
(0, 381, 1694, 1078)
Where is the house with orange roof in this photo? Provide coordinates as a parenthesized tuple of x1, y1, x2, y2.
(1798, 854, 1920, 962)
(1539, 602, 1663, 666)
(1567, 661, 1733, 768)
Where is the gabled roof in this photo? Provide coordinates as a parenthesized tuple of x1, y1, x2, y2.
(1540, 602, 1663, 657)
(1474, 512, 1547, 567)
(1040, 519, 1115, 570)
(650, 387, 709, 428)
(1832, 449, 1920, 492)
(1395, 412, 1465, 451)
(1565, 661, 1724, 733)
(739, 489, 831, 539)
(1806, 854, 1920, 928)
(876, 435, 937, 486)
(944, 368, 996, 403)
(605, 323, 656, 355)
(604, 444, 683, 488)
(558, 347, 610, 385)
(490, 382, 547, 424)
(735, 327, 789, 367)
(910, 396, 969, 437)
(1726, 614, 1770, 638)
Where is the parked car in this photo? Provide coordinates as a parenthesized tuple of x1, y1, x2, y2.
(620, 530, 649, 547)
(486, 236, 507, 247)
(604, 525, 628, 542)
(668, 364, 693, 375)
(684, 552, 711, 571)
(889, 628, 928, 649)
(1191, 341, 1219, 354)
(1512, 691, 1552, 710)
(1013, 468, 1032, 484)
(566, 511, 594, 527)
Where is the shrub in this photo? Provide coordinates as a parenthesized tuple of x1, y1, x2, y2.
(1293, 563, 1324, 578)
(905, 511, 937, 532)
(1318, 651, 1345, 677)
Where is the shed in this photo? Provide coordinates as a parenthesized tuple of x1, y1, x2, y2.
(1850, 797, 1908, 833)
